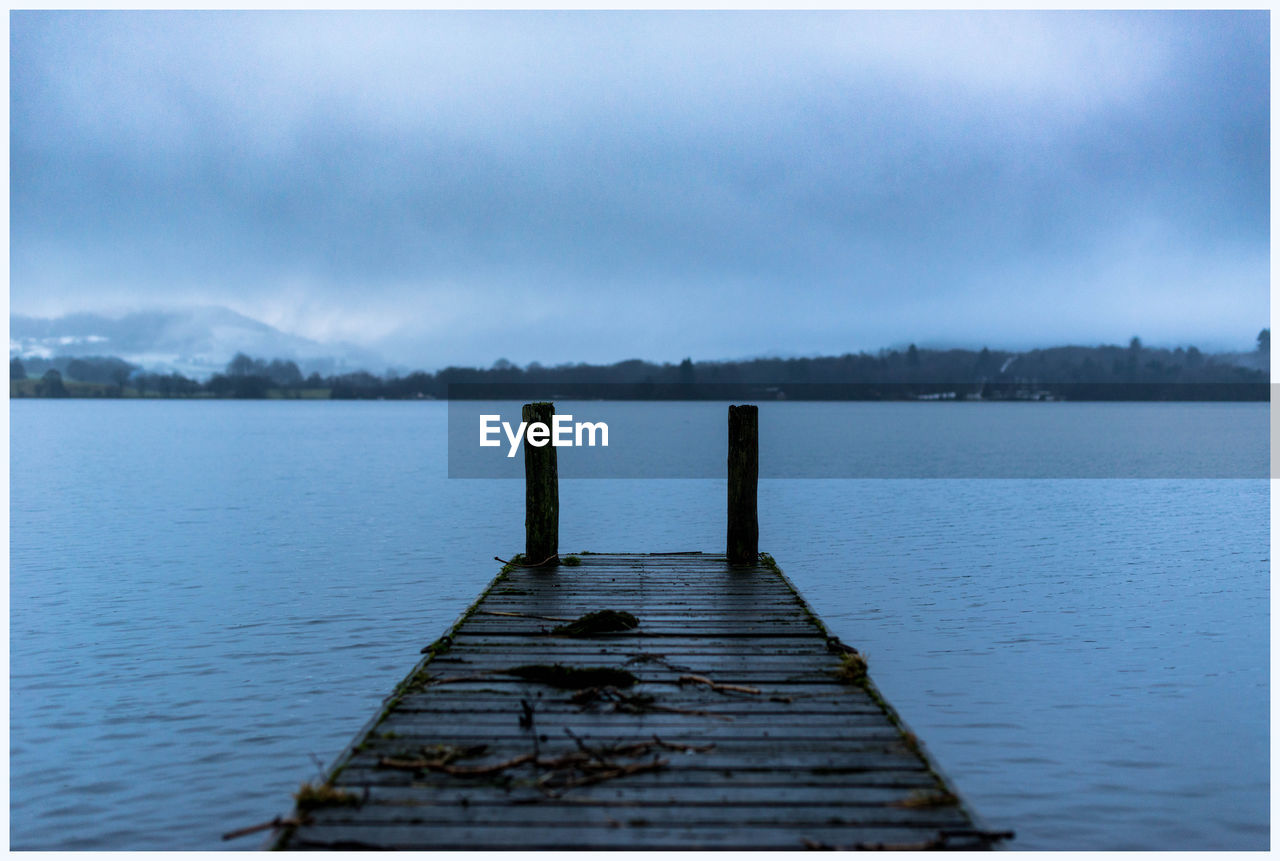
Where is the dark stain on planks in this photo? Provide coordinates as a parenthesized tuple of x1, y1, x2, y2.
(272, 553, 1008, 850)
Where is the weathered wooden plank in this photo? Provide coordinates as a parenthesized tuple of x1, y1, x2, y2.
(435, 635, 823, 648)
(460, 617, 818, 627)
(305, 803, 974, 829)
(447, 635, 830, 650)
(378, 695, 890, 716)
(424, 650, 844, 664)
(396, 680, 870, 697)
(339, 780, 941, 803)
(488, 584, 797, 593)
(422, 654, 843, 669)
(447, 636, 830, 650)
(473, 605, 808, 616)
(420, 664, 848, 682)
(460, 626, 819, 634)
(333, 762, 938, 790)
(393, 700, 883, 716)
(367, 729, 903, 746)
(335, 768, 940, 790)
(344, 739, 924, 764)
(288, 823, 990, 851)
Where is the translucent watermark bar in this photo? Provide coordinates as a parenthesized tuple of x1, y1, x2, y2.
(446, 384, 1268, 479)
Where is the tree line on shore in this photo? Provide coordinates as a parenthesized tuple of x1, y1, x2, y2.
(9, 331, 1270, 401)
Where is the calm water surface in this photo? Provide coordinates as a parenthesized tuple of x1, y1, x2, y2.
(9, 400, 1268, 849)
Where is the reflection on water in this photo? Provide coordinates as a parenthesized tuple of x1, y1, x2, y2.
(10, 400, 1268, 849)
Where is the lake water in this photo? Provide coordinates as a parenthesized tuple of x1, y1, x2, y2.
(9, 400, 1269, 849)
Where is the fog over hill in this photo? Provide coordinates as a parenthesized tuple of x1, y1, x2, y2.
(10, 307, 386, 379)
(9, 305, 1269, 388)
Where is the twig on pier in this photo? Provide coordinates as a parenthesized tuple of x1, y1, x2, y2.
(526, 730, 675, 797)
(381, 747, 667, 783)
(494, 554, 560, 568)
(629, 700, 734, 721)
(563, 729, 714, 756)
(425, 672, 499, 686)
(569, 685, 734, 721)
(476, 610, 577, 622)
(380, 752, 538, 775)
(373, 743, 487, 770)
(650, 695, 732, 716)
(540, 756, 668, 795)
(377, 730, 712, 804)
(677, 673, 762, 696)
(439, 753, 540, 776)
(221, 816, 304, 841)
(559, 729, 713, 760)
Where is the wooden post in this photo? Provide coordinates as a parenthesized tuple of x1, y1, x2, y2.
(727, 404, 758, 563)
(523, 402, 558, 564)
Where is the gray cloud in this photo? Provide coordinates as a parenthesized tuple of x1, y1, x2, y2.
(11, 11, 1269, 368)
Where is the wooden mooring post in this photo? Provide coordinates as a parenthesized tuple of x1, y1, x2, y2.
(523, 402, 558, 564)
(727, 404, 759, 563)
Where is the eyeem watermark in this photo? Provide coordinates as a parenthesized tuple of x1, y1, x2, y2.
(447, 385, 1267, 479)
(480, 414, 610, 458)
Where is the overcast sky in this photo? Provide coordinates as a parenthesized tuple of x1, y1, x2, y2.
(10, 11, 1269, 368)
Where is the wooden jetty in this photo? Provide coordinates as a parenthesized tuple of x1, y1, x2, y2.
(267, 405, 1008, 851)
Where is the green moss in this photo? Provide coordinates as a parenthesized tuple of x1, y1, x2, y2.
(391, 663, 436, 698)
(901, 730, 921, 756)
(293, 782, 360, 811)
(834, 651, 869, 684)
(561, 555, 582, 566)
(895, 789, 957, 808)
(419, 634, 453, 659)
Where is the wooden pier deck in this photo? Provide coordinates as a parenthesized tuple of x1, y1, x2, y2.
(273, 552, 1006, 851)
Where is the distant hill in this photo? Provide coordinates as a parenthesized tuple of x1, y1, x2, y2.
(9, 307, 385, 379)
